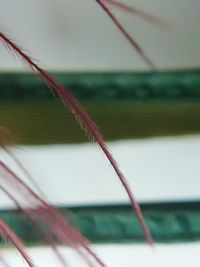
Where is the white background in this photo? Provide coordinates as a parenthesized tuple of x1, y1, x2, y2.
(0, 0, 200, 71)
(1, 135, 200, 208)
(1, 136, 200, 267)
(2, 243, 200, 267)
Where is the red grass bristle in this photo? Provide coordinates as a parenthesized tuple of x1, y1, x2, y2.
(95, 0, 155, 68)
(0, 160, 106, 267)
(0, 31, 153, 246)
(0, 219, 35, 267)
(0, 126, 46, 199)
(103, 0, 167, 27)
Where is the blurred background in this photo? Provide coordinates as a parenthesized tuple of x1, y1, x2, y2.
(1, 1, 200, 267)
(0, 0, 200, 71)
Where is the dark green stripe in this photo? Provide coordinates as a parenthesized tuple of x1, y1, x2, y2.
(1, 69, 200, 102)
(1, 201, 200, 245)
(1, 70, 200, 144)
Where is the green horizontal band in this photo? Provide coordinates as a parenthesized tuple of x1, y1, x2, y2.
(1, 69, 200, 102)
(1, 70, 200, 144)
(1, 102, 200, 144)
(1, 201, 200, 245)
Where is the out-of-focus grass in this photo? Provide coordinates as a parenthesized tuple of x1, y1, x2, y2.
(1, 101, 200, 144)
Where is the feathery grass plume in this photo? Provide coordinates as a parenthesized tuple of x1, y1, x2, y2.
(95, 0, 155, 67)
(0, 125, 100, 267)
(0, 155, 69, 267)
(103, 0, 167, 27)
(0, 219, 35, 267)
(0, 129, 69, 266)
(0, 128, 98, 266)
(0, 160, 106, 267)
(0, 126, 46, 199)
(0, 31, 153, 246)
